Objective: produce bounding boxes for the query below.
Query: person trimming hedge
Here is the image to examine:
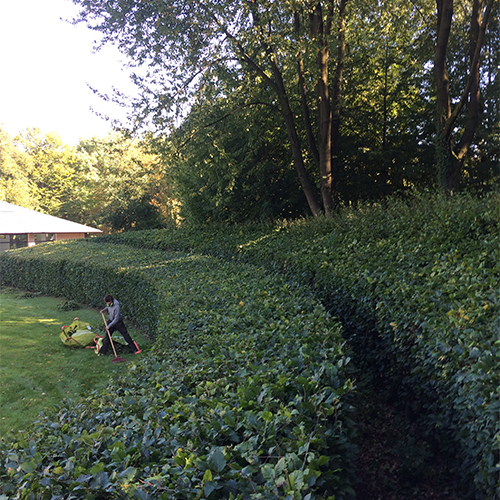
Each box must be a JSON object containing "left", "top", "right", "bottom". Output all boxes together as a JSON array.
[{"left": 100, "top": 294, "right": 141, "bottom": 355}]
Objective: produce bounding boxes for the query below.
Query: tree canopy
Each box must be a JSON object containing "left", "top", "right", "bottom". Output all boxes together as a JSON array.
[
  {"left": 4, "top": 1, "right": 488, "bottom": 223},
  {"left": 1, "top": 127, "right": 178, "bottom": 231},
  {"left": 0, "top": 128, "right": 38, "bottom": 210},
  {"left": 69, "top": 0, "right": 498, "bottom": 220}
]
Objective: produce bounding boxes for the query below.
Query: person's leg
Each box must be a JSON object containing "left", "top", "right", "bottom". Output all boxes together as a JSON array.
[
  {"left": 115, "top": 320, "right": 139, "bottom": 353},
  {"left": 100, "top": 325, "right": 115, "bottom": 355}
]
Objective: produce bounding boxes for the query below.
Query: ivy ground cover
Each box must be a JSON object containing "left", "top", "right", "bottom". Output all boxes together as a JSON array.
[{"left": 0, "top": 243, "right": 356, "bottom": 499}]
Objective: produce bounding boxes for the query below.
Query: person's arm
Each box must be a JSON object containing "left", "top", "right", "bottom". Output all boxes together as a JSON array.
[{"left": 106, "top": 303, "right": 120, "bottom": 329}]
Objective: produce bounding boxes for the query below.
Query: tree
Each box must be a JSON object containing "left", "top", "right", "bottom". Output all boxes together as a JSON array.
[
  {"left": 73, "top": 0, "right": 499, "bottom": 215},
  {"left": 3, "top": 127, "right": 174, "bottom": 231},
  {"left": 434, "top": 0, "right": 497, "bottom": 191},
  {"left": 165, "top": 87, "right": 308, "bottom": 222},
  {"left": 337, "top": 0, "right": 441, "bottom": 202},
  {"left": 77, "top": 132, "right": 176, "bottom": 231},
  {"left": 14, "top": 128, "right": 83, "bottom": 216},
  {"left": 72, "top": 0, "right": 349, "bottom": 217},
  {"left": 0, "top": 128, "right": 38, "bottom": 209},
  {"left": 466, "top": 8, "right": 500, "bottom": 190}
]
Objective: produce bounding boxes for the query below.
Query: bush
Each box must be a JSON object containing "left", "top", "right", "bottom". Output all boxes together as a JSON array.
[
  {"left": 57, "top": 299, "right": 81, "bottom": 311},
  {"left": 1, "top": 191, "right": 498, "bottom": 499},
  {"left": 0, "top": 241, "right": 356, "bottom": 499},
  {"left": 87, "top": 191, "right": 500, "bottom": 498}
]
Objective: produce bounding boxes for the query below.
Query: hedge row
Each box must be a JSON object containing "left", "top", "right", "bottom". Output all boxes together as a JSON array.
[
  {"left": 0, "top": 242, "right": 165, "bottom": 335},
  {"left": 91, "top": 192, "right": 500, "bottom": 499},
  {"left": 0, "top": 243, "right": 356, "bottom": 499}
]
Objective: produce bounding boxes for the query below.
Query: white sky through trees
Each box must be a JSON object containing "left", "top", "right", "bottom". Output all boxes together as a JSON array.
[{"left": 0, "top": 0, "right": 135, "bottom": 145}]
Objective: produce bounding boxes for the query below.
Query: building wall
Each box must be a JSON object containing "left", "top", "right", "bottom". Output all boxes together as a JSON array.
[{"left": 54, "top": 233, "right": 85, "bottom": 241}]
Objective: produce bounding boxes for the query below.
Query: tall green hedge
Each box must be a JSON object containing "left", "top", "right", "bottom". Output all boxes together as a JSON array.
[
  {"left": 88, "top": 191, "right": 500, "bottom": 499},
  {"left": 0, "top": 242, "right": 356, "bottom": 499},
  {"left": 0, "top": 242, "right": 163, "bottom": 335},
  {"left": 1, "top": 191, "right": 498, "bottom": 498}
]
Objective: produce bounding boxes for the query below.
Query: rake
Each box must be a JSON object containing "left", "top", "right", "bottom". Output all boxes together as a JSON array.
[{"left": 100, "top": 311, "right": 127, "bottom": 363}]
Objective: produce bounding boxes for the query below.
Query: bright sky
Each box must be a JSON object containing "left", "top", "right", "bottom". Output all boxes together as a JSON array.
[{"left": 0, "top": 0, "right": 136, "bottom": 145}]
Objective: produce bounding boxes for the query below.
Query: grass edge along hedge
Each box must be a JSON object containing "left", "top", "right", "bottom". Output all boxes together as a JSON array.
[
  {"left": 90, "top": 191, "right": 500, "bottom": 499},
  {"left": 0, "top": 243, "right": 357, "bottom": 499}
]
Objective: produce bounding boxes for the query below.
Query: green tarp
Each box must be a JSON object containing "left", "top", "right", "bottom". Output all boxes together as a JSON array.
[
  {"left": 60, "top": 319, "right": 129, "bottom": 354},
  {"left": 60, "top": 319, "right": 96, "bottom": 347}
]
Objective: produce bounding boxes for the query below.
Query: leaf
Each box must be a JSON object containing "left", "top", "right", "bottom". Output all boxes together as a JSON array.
[
  {"left": 119, "top": 467, "right": 137, "bottom": 482},
  {"left": 204, "top": 481, "right": 216, "bottom": 497},
  {"left": 20, "top": 462, "right": 35, "bottom": 474},
  {"left": 275, "top": 457, "right": 286, "bottom": 476},
  {"left": 260, "top": 410, "right": 273, "bottom": 422},
  {"left": 53, "top": 466, "right": 65, "bottom": 476},
  {"left": 288, "top": 470, "right": 305, "bottom": 491},
  {"left": 90, "top": 462, "right": 105, "bottom": 475},
  {"left": 208, "top": 447, "right": 226, "bottom": 473}
]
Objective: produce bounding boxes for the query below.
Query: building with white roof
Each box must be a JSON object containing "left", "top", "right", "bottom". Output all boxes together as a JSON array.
[{"left": 0, "top": 201, "right": 102, "bottom": 251}]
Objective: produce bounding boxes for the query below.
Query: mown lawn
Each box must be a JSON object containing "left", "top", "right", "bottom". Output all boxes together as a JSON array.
[{"left": 0, "top": 287, "right": 150, "bottom": 437}]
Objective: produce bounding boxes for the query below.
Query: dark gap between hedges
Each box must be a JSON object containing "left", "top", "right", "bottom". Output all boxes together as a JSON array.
[{"left": 321, "top": 293, "right": 467, "bottom": 500}]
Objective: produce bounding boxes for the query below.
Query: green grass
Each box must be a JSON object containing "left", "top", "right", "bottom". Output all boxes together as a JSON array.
[{"left": 0, "top": 287, "right": 151, "bottom": 437}]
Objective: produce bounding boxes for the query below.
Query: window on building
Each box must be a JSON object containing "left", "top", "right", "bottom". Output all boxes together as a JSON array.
[
  {"left": 10, "top": 234, "right": 28, "bottom": 249},
  {"left": 34, "top": 234, "right": 55, "bottom": 243}
]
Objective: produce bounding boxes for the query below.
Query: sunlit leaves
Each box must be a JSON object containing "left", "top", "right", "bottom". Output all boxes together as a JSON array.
[
  {"left": 10, "top": 127, "right": 84, "bottom": 215},
  {"left": 76, "top": 131, "right": 177, "bottom": 230},
  {"left": 0, "top": 127, "right": 38, "bottom": 209}
]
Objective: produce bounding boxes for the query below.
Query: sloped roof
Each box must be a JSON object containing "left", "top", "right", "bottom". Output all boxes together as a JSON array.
[{"left": 0, "top": 201, "right": 102, "bottom": 234}]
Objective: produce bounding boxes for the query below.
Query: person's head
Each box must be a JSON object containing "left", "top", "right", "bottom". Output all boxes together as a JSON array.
[{"left": 104, "top": 294, "right": 114, "bottom": 306}]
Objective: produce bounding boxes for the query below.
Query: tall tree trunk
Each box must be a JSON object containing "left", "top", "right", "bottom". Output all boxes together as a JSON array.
[
  {"left": 434, "top": 0, "right": 454, "bottom": 190},
  {"left": 296, "top": 11, "right": 320, "bottom": 168},
  {"left": 331, "top": 0, "right": 347, "bottom": 204},
  {"left": 434, "top": 0, "right": 495, "bottom": 191},
  {"left": 269, "top": 56, "right": 323, "bottom": 217},
  {"left": 311, "top": 1, "right": 337, "bottom": 215},
  {"left": 315, "top": 3, "right": 334, "bottom": 216},
  {"left": 454, "top": 0, "right": 484, "bottom": 162},
  {"left": 221, "top": 22, "right": 323, "bottom": 217},
  {"left": 298, "top": 56, "right": 320, "bottom": 168}
]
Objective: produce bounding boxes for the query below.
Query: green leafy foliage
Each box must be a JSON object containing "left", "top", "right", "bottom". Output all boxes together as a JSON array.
[
  {"left": 77, "top": 132, "right": 178, "bottom": 231},
  {"left": 165, "top": 92, "right": 306, "bottom": 223},
  {"left": 1, "top": 191, "right": 498, "bottom": 498},
  {"left": 70, "top": 0, "right": 499, "bottom": 214},
  {"left": 0, "top": 239, "right": 356, "bottom": 498},
  {"left": 0, "top": 128, "right": 38, "bottom": 209},
  {"left": 0, "top": 129, "right": 180, "bottom": 231},
  {"left": 85, "top": 191, "right": 499, "bottom": 498},
  {"left": 57, "top": 299, "right": 81, "bottom": 311}
]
